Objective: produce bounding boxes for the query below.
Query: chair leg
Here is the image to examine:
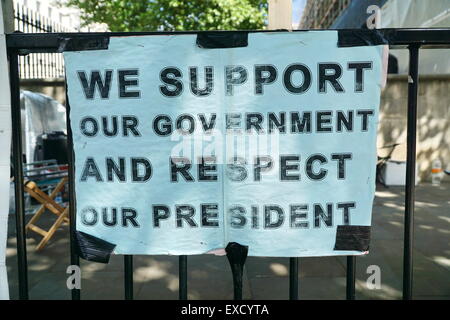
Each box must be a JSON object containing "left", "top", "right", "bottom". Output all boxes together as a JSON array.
[
  {"left": 24, "top": 177, "right": 70, "bottom": 250},
  {"left": 25, "top": 177, "right": 69, "bottom": 230},
  {"left": 25, "top": 177, "right": 67, "bottom": 214},
  {"left": 36, "top": 207, "right": 69, "bottom": 251},
  {"left": 26, "top": 204, "right": 46, "bottom": 231},
  {"left": 31, "top": 186, "right": 66, "bottom": 213}
]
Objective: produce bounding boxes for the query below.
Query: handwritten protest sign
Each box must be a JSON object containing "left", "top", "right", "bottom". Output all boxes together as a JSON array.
[{"left": 64, "top": 31, "right": 384, "bottom": 257}]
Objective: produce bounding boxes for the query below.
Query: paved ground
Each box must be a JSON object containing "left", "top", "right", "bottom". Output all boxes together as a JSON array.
[{"left": 5, "top": 183, "right": 450, "bottom": 300}]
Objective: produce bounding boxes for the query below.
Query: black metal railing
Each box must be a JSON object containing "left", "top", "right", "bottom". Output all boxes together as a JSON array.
[
  {"left": 5, "top": 28, "right": 450, "bottom": 301},
  {"left": 13, "top": 4, "right": 69, "bottom": 79}
]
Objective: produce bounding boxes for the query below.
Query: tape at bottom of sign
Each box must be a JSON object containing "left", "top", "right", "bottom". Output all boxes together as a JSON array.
[
  {"left": 334, "top": 225, "right": 371, "bottom": 252},
  {"left": 225, "top": 242, "right": 249, "bottom": 264},
  {"left": 75, "top": 231, "right": 116, "bottom": 264}
]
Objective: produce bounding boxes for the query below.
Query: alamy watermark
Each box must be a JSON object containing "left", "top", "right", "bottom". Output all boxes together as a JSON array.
[
  {"left": 66, "top": 265, "right": 81, "bottom": 290},
  {"left": 366, "top": 264, "right": 381, "bottom": 290},
  {"left": 366, "top": 5, "right": 381, "bottom": 29}
]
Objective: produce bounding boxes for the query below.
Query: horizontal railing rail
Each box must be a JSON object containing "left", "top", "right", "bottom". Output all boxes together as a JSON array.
[{"left": 7, "top": 29, "right": 450, "bottom": 52}]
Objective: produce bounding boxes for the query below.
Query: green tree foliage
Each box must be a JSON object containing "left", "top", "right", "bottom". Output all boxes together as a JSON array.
[{"left": 65, "top": 0, "right": 268, "bottom": 32}]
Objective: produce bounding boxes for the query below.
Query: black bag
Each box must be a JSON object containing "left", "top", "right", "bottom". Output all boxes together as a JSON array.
[{"left": 34, "top": 131, "right": 68, "bottom": 164}]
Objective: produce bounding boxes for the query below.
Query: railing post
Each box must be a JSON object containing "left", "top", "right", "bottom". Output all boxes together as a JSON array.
[
  {"left": 346, "top": 256, "right": 356, "bottom": 300},
  {"left": 226, "top": 242, "right": 248, "bottom": 300},
  {"left": 9, "top": 48, "right": 29, "bottom": 300},
  {"left": 124, "top": 255, "right": 133, "bottom": 300},
  {"left": 179, "top": 255, "right": 188, "bottom": 300},
  {"left": 65, "top": 91, "right": 80, "bottom": 300},
  {"left": 403, "top": 44, "right": 420, "bottom": 300},
  {"left": 289, "top": 257, "right": 299, "bottom": 300}
]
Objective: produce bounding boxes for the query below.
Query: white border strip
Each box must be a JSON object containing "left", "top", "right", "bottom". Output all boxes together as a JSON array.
[{"left": 0, "top": 4, "right": 11, "bottom": 300}]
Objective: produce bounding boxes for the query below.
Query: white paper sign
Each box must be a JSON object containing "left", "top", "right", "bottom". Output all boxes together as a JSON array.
[{"left": 64, "top": 31, "right": 384, "bottom": 257}]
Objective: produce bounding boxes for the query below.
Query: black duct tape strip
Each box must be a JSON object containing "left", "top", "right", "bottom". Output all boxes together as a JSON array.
[
  {"left": 58, "top": 36, "right": 109, "bottom": 52},
  {"left": 338, "top": 29, "right": 388, "bottom": 47},
  {"left": 196, "top": 32, "right": 248, "bottom": 49},
  {"left": 334, "top": 225, "right": 371, "bottom": 251},
  {"left": 75, "top": 231, "right": 116, "bottom": 263},
  {"left": 225, "top": 242, "right": 249, "bottom": 263}
]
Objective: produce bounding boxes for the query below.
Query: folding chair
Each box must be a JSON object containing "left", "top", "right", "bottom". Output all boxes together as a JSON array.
[{"left": 23, "top": 161, "right": 69, "bottom": 250}]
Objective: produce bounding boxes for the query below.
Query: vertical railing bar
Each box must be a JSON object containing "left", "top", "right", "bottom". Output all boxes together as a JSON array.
[
  {"left": 289, "top": 257, "right": 299, "bottom": 300},
  {"left": 226, "top": 243, "right": 248, "bottom": 300},
  {"left": 35, "top": 11, "right": 39, "bottom": 78},
  {"left": 9, "top": 49, "right": 29, "bottom": 300},
  {"left": 56, "top": 53, "right": 59, "bottom": 78},
  {"left": 25, "top": 55, "right": 27, "bottom": 78},
  {"left": 179, "top": 255, "right": 188, "bottom": 300},
  {"left": 29, "top": 9, "right": 34, "bottom": 79},
  {"left": 59, "top": 53, "right": 63, "bottom": 77},
  {"left": 41, "top": 17, "right": 44, "bottom": 79},
  {"left": 16, "top": 4, "right": 22, "bottom": 80},
  {"left": 21, "top": 5, "right": 23, "bottom": 27},
  {"left": 15, "top": 3, "right": 19, "bottom": 30},
  {"left": 23, "top": 7, "right": 28, "bottom": 79},
  {"left": 33, "top": 10, "right": 37, "bottom": 78},
  {"left": 22, "top": 6, "right": 26, "bottom": 32},
  {"left": 65, "top": 86, "right": 81, "bottom": 300},
  {"left": 47, "top": 17, "right": 51, "bottom": 78},
  {"left": 346, "top": 256, "right": 356, "bottom": 300},
  {"left": 49, "top": 19, "right": 53, "bottom": 78},
  {"left": 30, "top": 9, "right": 34, "bottom": 79},
  {"left": 124, "top": 255, "right": 134, "bottom": 300},
  {"left": 403, "top": 44, "right": 420, "bottom": 300}
]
